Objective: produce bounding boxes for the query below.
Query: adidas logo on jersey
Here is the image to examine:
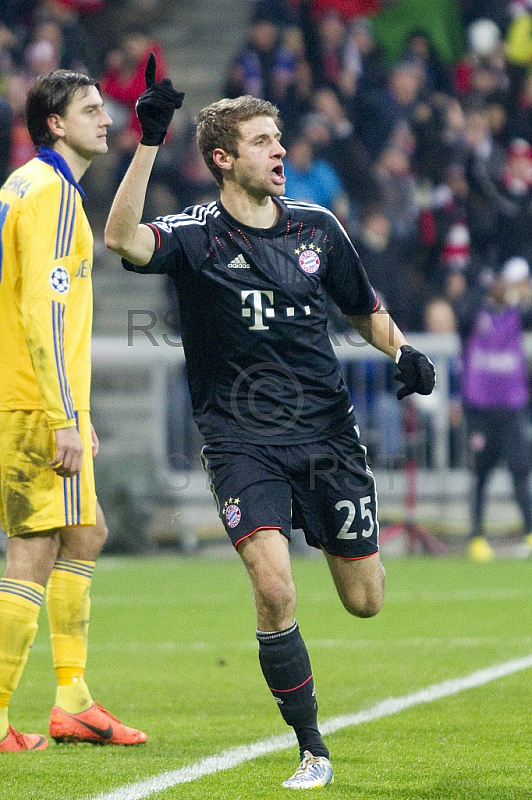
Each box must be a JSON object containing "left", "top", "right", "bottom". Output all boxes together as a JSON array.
[{"left": 227, "top": 254, "right": 250, "bottom": 269}]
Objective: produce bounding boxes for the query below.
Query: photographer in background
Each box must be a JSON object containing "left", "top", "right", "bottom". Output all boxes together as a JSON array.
[{"left": 454, "top": 257, "right": 532, "bottom": 560}]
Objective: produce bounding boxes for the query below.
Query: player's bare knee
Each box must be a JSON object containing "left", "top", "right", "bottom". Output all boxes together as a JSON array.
[
  {"left": 85, "top": 517, "right": 108, "bottom": 558},
  {"left": 342, "top": 597, "right": 382, "bottom": 618},
  {"left": 88, "top": 504, "right": 109, "bottom": 554},
  {"left": 341, "top": 586, "right": 383, "bottom": 618},
  {"left": 59, "top": 514, "right": 108, "bottom": 561},
  {"left": 259, "top": 581, "right": 295, "bottom": 617},
  {"left": 4, "top": 532, "right": 60, "bottom": 585},
  {"left": 255, "top": 576, "right": 296, "bottom": 627},
  {"left": 96, "top": 517, "right": 109, "bottom": 546}
]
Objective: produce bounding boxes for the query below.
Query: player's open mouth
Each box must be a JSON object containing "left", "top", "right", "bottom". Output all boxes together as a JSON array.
[{"left": 271, "top": 164, "right": 285, "bottom": 185}]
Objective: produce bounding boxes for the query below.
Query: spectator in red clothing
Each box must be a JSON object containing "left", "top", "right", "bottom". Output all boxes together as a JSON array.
[
  {"left": 310, "top": 0, "right": 397, "bottom": 20},
  {"left": 100, "top": 29, "right": 167, "bottom": 184},
  {"left": 40, "top": 0, "right": 105, "bottom": 12}
]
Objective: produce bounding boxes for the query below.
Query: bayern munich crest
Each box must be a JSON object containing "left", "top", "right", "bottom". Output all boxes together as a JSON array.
[
  {"left": 50, "top": 266, "right": 70, "bottom": 294},
  {"left": 223, "top": 499, "right": 241, "bottom": 529},
  {"left": 295, "top": 244, "right": 321, "bottom": 274}
]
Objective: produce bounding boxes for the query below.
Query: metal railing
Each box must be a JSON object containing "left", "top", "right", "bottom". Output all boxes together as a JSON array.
[
  {"left": 91, "top": 330, "right": 459, "bottom": 466},
  {"left": 90, "top": 331, "right": 532, "bottom": 545}
]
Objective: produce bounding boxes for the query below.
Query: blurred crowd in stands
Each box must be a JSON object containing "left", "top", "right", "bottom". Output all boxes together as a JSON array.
[
  {"left": 221, "top": 0, "right": 532, "bottom": 339},
  {"left": 2, "top": 0, "right": 532, "bottom": 341}
]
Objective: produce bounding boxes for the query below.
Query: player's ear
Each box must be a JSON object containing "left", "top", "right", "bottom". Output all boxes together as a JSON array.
[
  {"left": 47, "top": 113, "right": 65, "bottom": 139},
  {"left": 212, "top": 147, "right": 233, "bottom": 173}
]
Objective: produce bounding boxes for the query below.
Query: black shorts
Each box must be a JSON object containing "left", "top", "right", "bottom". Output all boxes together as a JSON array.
[{"left": 201, "top": 427, "right": 379, "bottom": 559}]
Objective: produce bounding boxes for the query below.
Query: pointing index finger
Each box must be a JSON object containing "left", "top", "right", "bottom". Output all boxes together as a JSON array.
[{"left": 145, "top": 51, "right": 156, "bottom": 88}]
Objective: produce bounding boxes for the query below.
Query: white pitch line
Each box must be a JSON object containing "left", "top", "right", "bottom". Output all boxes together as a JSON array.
[
  {"left": 90, "top": 654, "right": 532, "bottom": 800},
  {"left": 32, "top": 634, "right": 532, "bottom": 655}
]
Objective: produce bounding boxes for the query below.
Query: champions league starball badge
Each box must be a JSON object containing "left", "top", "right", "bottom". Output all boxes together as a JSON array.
[
  {"left": 50, "top": 266, "right": 70, "bottom": 294},
  {"left": 223, "top": 498, "right": 241, "bottom": 528}
]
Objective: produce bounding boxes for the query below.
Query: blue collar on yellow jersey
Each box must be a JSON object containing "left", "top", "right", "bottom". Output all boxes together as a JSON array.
[{"left": 36, "top": 146, "right": 87, "bottom": 201}]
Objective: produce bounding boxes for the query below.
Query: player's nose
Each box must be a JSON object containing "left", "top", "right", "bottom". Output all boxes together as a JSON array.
[{"left": 274, "top": 141, "right": 286, "bottom": 158}]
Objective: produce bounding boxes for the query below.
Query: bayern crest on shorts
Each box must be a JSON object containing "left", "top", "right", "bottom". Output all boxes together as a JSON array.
[
  {"left": 225, "top": 503, "right": 241, "bottom": 528},
  {"left": 299, "top": 249, "right": 320, "bottom": 274}
]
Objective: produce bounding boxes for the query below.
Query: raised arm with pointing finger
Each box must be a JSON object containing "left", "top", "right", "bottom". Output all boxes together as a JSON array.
[{"left": 105, "top": 53, "right": 184, "bottom": 263}]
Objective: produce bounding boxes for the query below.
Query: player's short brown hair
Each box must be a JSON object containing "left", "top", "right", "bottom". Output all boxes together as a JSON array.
[
  {"left": 26, "top": 69, "right": 98, "bottom": 147},
  {"left": 196, "top": 95, "right": 280, "bottom": 187}
]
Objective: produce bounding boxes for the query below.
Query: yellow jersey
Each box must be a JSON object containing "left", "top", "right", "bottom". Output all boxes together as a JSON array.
[{"left": 0, "top": 153, "right": 93, "bottom": 429}]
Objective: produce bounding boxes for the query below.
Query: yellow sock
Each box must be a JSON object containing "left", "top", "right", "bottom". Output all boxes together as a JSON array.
[
  {"left": 0, "top": 578, "right": 44, "bottom": 738},
  {"left": 46, "top": 559, "right": 95, "bottom": 714},
  {"left": 0, "top": 708, "right": 7, "bottom": 741}
]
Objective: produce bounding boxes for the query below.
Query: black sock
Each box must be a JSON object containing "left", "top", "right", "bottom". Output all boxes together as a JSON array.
[{"left": 256, "top": 621, "right": 329, "bottom": 759}]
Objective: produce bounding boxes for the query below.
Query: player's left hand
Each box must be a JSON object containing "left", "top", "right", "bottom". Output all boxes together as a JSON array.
[
  {"left": 394, "top": 345, "right": 436, "bottom": 400},
  {"left": 136, "top": 52, "right": 185, "bottom": 146},
  {"left": 50, "top": 426, "right": 84, "bottom": 477}
]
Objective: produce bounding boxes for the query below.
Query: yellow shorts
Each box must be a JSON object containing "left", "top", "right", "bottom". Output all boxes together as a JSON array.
[{"left": 0, "top": 410, "right": 97, "bottom": 537}]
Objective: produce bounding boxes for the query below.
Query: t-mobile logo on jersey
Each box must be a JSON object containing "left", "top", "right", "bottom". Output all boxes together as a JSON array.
[
  {"left": 241, "top": 289, "right": 311, "bottom": 330},
  {"left": 241, "top": 290, "right": 274, "bottom": 330}
]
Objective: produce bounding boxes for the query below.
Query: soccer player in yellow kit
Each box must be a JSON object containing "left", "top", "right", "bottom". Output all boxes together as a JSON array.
[{"left": 0, "top": 70, "right": 147, "bottom": 750}]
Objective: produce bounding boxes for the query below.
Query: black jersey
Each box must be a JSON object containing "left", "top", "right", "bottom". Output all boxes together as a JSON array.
[{"left": 123, "top": 196, "right": 380, "bottom": 445}]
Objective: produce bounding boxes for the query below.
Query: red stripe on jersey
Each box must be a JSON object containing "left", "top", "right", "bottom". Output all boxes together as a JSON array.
[{"left": 146, "top": 222, "right": 161, "bottom": 249}]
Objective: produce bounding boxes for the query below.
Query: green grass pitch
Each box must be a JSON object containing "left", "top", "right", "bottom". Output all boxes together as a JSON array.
[{"left": 0, "top": 553, "right": 531, "bottom": 799}]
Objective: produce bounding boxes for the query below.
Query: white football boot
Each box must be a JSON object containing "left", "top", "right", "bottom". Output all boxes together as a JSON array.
[{"left": 282, "top": 750, "right": 334, "bottom": 789}]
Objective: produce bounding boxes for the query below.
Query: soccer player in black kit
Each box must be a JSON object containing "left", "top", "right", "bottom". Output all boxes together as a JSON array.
[{"left": 105, "top": 54, "right": 435, "bottom": 789}]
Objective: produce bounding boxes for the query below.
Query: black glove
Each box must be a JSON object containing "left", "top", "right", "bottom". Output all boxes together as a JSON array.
[
  {"left": 136, "top": 52, "right": 184, "bottom": 146},
  {"left": 394, "top": 345, "right": 436, "bottom": 400}
]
